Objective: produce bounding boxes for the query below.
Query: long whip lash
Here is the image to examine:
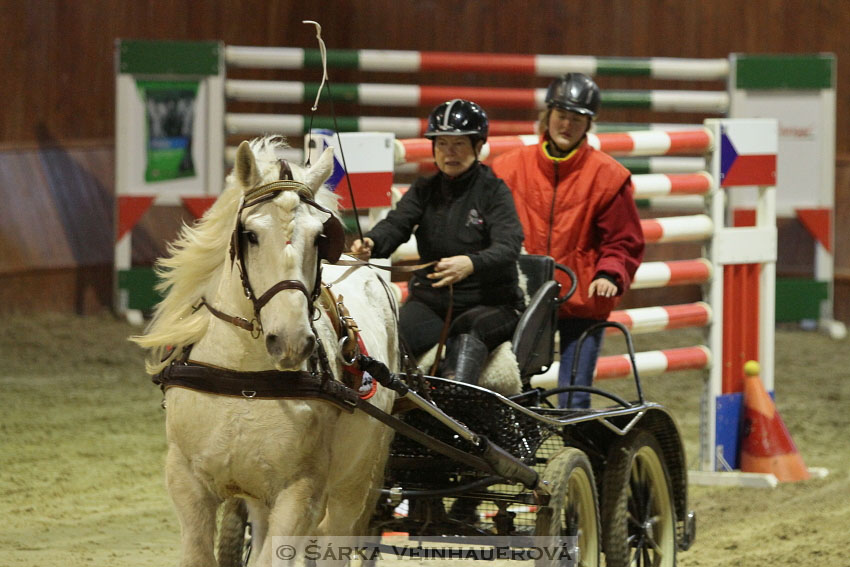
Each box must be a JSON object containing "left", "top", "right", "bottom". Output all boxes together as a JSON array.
[{"left": 302, "top": 20, "right": 365, "bottom": 244}]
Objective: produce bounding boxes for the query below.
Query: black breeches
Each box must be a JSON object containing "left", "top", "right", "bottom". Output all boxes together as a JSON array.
[{"left": 399, "top": 300, "right": 520, "bottom": 358}]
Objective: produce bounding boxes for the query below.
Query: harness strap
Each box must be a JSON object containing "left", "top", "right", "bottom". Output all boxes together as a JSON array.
[
  {"left": 253, "top": 280, "right": 312, "bottom": 312},
  {"left": 154, "top": 361, "right": 359, "bottom": 412},
  {"left": 196, "top": 298, "right": 256, "bottom": 333}
]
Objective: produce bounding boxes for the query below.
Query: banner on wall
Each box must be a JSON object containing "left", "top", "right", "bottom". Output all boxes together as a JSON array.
[
  {"left": 728, "top": 54, "right": 835, "bottom": 214},
  {"left": 136, "top": 80, "right": 199, "bottom": 182}
]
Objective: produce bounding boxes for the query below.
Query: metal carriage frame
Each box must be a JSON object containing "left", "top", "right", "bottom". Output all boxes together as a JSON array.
[{"left": 370, "top": 255, "right": 696, "bottom": 566}]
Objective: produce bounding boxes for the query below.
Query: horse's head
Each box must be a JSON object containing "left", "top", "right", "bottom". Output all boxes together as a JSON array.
[{"left": 231, "top": 140, "right": 339, "bottom": 369}]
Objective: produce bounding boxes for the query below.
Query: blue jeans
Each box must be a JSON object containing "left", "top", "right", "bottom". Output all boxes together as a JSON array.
[{"left": 557, "top": 318, "right": 605, "bottom": 409}]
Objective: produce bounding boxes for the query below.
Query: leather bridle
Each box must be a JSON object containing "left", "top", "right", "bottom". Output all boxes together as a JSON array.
[{"left": 199, "top": 160, "right": 345, "bottom": 338}]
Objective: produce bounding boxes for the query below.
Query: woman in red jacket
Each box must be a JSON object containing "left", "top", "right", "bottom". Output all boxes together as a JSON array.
[{"left": 492, "top": 73, "right": 645, "bottom": 408}]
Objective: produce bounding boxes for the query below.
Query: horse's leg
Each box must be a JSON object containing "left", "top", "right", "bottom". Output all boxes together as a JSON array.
[
  {"left": 321, "top": 411, "right": 394, "bottom": 537},
  {"left": 166, "top": 443, "right": 219, "bottom": 567},
  {"left": 254, "top": 478, "right": 327, "bottom": 566},
  {"left": 321, "top": 465, "right": 379, "bottom": 536}
]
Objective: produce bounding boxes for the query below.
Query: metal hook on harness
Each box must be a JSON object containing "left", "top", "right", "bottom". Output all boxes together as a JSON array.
[
  {"left": 250, "top": 319, "right": 263, "bottom": 339},
  {"left": 337, "top": 336, "right": 358, "bottom": 365}
]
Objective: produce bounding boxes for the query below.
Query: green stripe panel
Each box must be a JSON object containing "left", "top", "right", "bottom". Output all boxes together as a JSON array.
[
  {"left": 118, "top": 39, "right": 220, "bottom": 75},
  {"left": 775, "top": 278, "right": 828, "bottom": 321},
  {"left": 304, "top": 48, "right": 360, "bottom": 69},
  {"left": 735, "top": 54, "right": 834, "bottom": 89},
  {"left": 601, "top": 91, "right": 653, "bottom": 108},
  {"left": 594, "top": 123, "right": 654, "bottom": 133},
  {"left": 616, "top": 158, "right": 652, "bottom": 174},
  {"left": 303, "top": 116, "right": 360, "bottom": 133},
  {"left": 596, "top": 58, "right": 652, "bottom": 77},
  {"left": 302, "top": 83, "right": 360, "bottom": 104},
  {"left": 118, "top": 267, "right": 162, "bottom": 311}
]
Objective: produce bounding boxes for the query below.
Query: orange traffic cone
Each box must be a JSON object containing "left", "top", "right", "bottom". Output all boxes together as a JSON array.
[{"left": 739, "top": 360, "right": 810, "bottom": 482}]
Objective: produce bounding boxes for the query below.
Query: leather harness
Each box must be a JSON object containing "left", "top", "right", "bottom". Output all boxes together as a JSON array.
[
  {"left": 154, "top": 160, "right": 367, "bottom": 410},
  {"left": 155, "top": 282, "right": 376, "bottom": 411}
]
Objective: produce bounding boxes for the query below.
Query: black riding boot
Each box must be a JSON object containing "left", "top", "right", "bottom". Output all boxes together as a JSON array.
[{"left": 441, "top": 334, "right": 489, "bottom": 385}]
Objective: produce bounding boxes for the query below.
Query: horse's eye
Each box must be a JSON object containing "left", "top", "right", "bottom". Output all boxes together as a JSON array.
[{"left": 243, "top": 230, "right": 259, "bottom": 245}]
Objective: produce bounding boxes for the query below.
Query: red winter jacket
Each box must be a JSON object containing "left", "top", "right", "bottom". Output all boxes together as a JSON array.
[{"left": 492, "top": 139, "right": 644, "bottom": 320}]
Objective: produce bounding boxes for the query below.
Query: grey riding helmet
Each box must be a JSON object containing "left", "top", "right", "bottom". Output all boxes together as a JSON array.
[
  {"left": 424, "top": 99, "right": 489, "bottom": 144},
  {"left": 545, "top": 73, "right": 601, "bottom": 117}
]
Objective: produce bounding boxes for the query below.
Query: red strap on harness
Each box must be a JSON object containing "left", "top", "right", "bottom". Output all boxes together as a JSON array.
[{"left": 343, "top": 335, "right": 378, "bottom": 400}]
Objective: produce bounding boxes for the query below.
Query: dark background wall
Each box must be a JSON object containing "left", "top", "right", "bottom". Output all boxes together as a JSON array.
[
  {"left": 1, "top": 0, "right": 849, "bottom": 319},
  {"left": 4, "top": 0, "right": 850, "bottom": 149}
]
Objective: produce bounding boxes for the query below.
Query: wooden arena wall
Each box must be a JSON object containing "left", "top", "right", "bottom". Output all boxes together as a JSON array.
[{"left": 1, "top": 0, "right": 849, "bottom": 318}]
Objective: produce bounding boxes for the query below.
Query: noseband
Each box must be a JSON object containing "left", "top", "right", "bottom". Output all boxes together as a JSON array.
[{"left": 200, "top": 160, "right": 345, "bottom": 338}]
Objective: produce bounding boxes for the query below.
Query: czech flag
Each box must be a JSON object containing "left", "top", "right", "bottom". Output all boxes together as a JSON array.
[{"left": 719, "top": 120, "right": 777, "bottom": 187}]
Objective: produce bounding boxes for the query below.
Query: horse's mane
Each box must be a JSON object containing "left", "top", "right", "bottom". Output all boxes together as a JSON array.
[{"left": 131, "top": 136, "right": 340, "bottom": 374}]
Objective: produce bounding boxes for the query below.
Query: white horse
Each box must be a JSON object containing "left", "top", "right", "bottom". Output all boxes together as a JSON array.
[{"left": 132, "top": 136, "right": 398, "bottom": 566}]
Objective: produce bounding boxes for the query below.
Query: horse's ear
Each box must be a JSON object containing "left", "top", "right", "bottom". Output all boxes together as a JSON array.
[
  {"left": 235, "top": 141, "right": 261, "bottom": 190},
  {"left": 303, "top": 147, "right": 335, "bottom": 195}
]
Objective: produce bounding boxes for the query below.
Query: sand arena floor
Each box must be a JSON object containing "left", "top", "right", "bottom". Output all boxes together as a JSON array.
[{"left": 1, "top": 313, "right": 848, "bottom": 566}]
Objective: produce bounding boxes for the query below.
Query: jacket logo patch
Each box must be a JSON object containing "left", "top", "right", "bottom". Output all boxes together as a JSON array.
[{"left": 466, "top": 208, "right": 483, "bottom": 227}]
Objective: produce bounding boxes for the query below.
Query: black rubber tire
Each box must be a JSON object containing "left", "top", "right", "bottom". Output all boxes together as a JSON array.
[
  {"left": 535, "top": 447, "right": 601, "bottom": 567},
  {"left": 601, "top": 430, "right": 677, "bottom": 567},
  {"left": 217, "top": 498, "right": 250, "bottom": 567}
]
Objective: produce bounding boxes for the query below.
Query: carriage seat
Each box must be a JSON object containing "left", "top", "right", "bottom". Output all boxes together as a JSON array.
[{"left": 511, "top": 254, "right": 562, "bottom": 388}]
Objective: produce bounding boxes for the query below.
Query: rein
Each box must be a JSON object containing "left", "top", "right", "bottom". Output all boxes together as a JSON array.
[
  {"left": 335, "top": 257, "right": 455, "bottom": 377},
  {"left": 334, "top": 257, "right": 437, "bottom": 272}
]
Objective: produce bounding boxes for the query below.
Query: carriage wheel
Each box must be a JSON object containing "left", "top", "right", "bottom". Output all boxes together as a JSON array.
[
  {"left": 601, "top": 430, "right": 677, "bottom": 567},
  {"left": 217, "top": 498, "right": 251, "bottom": 567},
  {"left": 535, "top": 447, "right": 601, "bottom": 567}
]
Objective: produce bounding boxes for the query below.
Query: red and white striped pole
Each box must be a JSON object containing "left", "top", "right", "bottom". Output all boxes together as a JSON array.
[
  {"left": 640, "top": 215, "right": 713, "bottom": 243},
  {"left": 394, "top": 129, "right": 713, "bottom": 164},
  {"left": 528, "top": 345, "right": 712, "bottom": 389},
  {"left": 608, "top": 302, "right": 712, "bottom": 334},
  {"left": 595, "top": 346, "right": 712, "bottom": 380},
  {"left": 631, "top": 259, "right": 713, "bottom": 289}
]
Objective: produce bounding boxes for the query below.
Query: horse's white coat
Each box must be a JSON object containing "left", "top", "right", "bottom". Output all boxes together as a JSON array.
[{"left": 132, "top": 137, "right": 397, "bottom": 566}]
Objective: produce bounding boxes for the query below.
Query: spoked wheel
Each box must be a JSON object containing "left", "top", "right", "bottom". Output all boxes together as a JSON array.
[
  {"left": 217, "top": 497, "right": 251, "bottom": 567},
  {"left": 535, "top": 447, "right": 601, "bottom": 567},
  {"left": 601, "top": 430, "right": 677, "bottom": 567}
]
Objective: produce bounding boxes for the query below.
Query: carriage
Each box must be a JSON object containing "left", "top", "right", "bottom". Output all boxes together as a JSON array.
[
  {"left": 135, "top": 137, "right": 695, "bottom": 567},
  {"left": 367, "top": 255, "right": 696, "bottom": 567}
]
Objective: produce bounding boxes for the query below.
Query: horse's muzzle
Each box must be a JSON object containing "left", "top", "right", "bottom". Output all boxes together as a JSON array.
[{"left": 266, "top": 331, "right": 317, "bottom": 369}]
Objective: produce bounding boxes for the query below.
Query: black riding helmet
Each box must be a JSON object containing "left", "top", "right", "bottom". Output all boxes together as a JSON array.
[
  {"left": 424, "top": 99, "right": 489, "bottom": 145},
  {"left": 545, "top": 73, "right": 601, "bottom": 117}
]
